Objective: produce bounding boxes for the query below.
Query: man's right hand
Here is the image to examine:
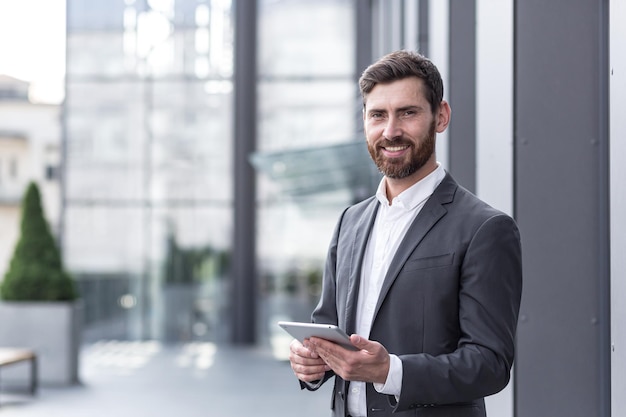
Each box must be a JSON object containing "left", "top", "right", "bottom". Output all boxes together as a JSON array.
[{"left": 288, "top": 339, "right": 331, "bottom": 382}]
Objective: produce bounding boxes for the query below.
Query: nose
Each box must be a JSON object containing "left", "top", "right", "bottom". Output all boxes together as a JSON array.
[{"left": 382, "top": 115, "right": 402, "bottom": 140}]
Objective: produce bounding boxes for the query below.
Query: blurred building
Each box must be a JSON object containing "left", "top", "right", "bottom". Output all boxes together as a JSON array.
[
  {"left": 58, "top": 0, "right": 626, "bottom": 416},
  {"left": 0, "top": 75, "right": 62, "bottom": 278},
  {"left": 63, "top": 0, "right": 370, "bottom": 345}
]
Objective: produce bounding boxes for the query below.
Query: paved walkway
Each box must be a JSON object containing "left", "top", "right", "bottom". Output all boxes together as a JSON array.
[{"left": 0, "top": 341, "right": 332, "bottom": 417}]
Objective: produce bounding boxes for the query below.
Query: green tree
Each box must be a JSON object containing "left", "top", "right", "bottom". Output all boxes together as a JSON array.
[{"left": 0, "top": 182, "right": 77, "bottom": 301}]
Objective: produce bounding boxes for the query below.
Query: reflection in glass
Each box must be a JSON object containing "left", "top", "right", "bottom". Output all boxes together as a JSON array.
[
  {"left": 256, "top": 0, "right": 358, "bottom": 347},
  {"left": 65, "top": 0, "right": 234, "bottom": 343}
]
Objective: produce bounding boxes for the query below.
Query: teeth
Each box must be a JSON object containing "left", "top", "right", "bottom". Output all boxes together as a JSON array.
[{"left": 385, "top": 146, "right": 408, "bottom": 152}]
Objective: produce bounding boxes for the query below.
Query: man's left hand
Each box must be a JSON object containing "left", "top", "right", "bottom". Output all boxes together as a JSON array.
[{"left": 307, "top": 334, "right": 390, "bottom": 384}]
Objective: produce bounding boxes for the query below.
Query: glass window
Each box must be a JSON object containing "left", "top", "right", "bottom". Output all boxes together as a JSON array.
[
  {"left": 67, "top": 0, "right": 233, "bottom": 79},
  {"left": 67, "top": 0, "right": 127, "bottom": 31},
  {"left": 150, "top": 80, "right": 233, "bottom": 202},
  {"left": 256, "top": 0, "right": 357, "bottom": 348},
  {"left": 9, "top": 157, "right": 18, "bottom": 178},
  {"left": 152, "top": 206, "right": 232, "bottom": 343},
  {"left": 258, "top": 0, "right": 354, "bottom": 78},
  {"left": 65, "top": 81, "right": 147, "bottom": 201},
  {"left": 258, "top": 80, "right": 356, "bottom": 152},
  {"left": 65, "top": 0, "right": 234, "bottom": 343}
]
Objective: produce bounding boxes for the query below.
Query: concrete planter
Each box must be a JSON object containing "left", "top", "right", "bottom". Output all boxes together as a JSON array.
[{"left": 0, "top": 300, "right": 82, "bottom": 386}]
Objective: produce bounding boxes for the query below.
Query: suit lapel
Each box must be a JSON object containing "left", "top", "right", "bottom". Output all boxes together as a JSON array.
[
  {"left": 344, "top": 198, "right": 379, "bottom": 334},
  {"left": 373, "top": 174, "right": 457, "bottom": 319}
]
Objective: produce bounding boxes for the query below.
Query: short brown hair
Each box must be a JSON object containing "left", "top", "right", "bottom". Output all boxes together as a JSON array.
[{"left": 359, "top": 50, "right": 444, "bottom": 114}]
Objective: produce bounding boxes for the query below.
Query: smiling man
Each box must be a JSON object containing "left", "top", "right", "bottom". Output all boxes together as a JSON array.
[
  {"left": 364, "top": 75, "right": 447, "bottom": 197},
  {"left": 288, "top": 50, "right": 523, "bottom": 417}
]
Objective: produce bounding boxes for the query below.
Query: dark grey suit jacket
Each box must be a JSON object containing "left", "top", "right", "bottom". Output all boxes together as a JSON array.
[{"left": 306, "top": 173, "right": 523, "bottom": 417}]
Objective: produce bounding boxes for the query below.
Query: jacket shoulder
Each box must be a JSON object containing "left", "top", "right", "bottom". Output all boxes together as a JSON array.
[
  {"left": 345, "top": 195, "right": 377, "bottom": 215},
  {"left": 437, "top": 174, "right": 514, "bottom": 221}
]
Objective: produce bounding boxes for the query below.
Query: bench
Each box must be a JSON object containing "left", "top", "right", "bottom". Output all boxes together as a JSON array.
[{"left": 0, "top": 348, "right": 37, "bottom": 405}]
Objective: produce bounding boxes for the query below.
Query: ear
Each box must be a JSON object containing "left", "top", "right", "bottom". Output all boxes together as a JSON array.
[{"left": 435, "top": 100, "right": 451, "bottom": 133}]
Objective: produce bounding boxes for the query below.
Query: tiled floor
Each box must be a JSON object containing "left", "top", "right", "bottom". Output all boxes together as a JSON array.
[
  {"left": 0, "top": 341, "right": 332, "bottom": 417},
  {"left": 0, "top": 339, "right": 511, "bottom": 417}
]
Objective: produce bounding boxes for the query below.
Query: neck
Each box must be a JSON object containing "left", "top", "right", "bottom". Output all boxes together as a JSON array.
[{"left": 384, "top": 159, "right": 438, "bottom": 202}]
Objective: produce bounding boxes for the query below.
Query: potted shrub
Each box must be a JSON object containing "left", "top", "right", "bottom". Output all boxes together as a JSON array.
[{"left": 0, "top": 182, "right": 81, "bottom": 385}]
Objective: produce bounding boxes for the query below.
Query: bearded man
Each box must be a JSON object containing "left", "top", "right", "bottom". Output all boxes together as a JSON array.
[{"left": 287, "top": 50, "right": 523, "bottom": 417}]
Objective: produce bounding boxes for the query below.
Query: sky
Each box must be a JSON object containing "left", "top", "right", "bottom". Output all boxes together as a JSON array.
[{"left": 0, "top": 0, "right": 66, "bottom": 104}]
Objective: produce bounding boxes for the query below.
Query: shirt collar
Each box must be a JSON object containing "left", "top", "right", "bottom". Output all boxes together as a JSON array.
[{"left": 375, "top": 163, "right": 446, "bottom": 210}]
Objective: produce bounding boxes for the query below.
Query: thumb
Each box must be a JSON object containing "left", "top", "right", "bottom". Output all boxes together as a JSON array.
[{"left": 349, "top": 334, "right": 371, "bottom": 350}]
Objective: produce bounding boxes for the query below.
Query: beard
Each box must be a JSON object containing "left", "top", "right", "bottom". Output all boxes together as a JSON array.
[{"left": 367, "top": 120, "right": 437, "bottom": 179}]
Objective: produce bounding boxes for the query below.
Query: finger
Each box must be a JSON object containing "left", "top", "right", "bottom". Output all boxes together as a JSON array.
[
  {"left": 302, "top": 340, "right": 320, "bottom": 358},
  {"left": 308, "top": 339, "right": 350, "bottom": 372},
  {"left": 349, "top": 334, "right": 379, "bottom": 353},
  {"left": 291, "top": 361, "right": 329, "bottom": 376},
  {"left": 295, "top": 369, "right": 327, "bottom": 382},
  {"left": 291, "top": 361, "right": 331, "bottom": 382},
  {"left": 290, "top": 339, "right": 320, "bottom": 359},
  {"left": 290, "top": 354, "right": 327, "bottom": 367},
  {"left": 309, "top": 337, "right": 353, "bottom": 358}
]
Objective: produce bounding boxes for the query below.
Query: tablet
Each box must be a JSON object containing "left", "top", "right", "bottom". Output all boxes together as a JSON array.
[{"left": 277, "top": 321, "right": 358, "bottom": 351}]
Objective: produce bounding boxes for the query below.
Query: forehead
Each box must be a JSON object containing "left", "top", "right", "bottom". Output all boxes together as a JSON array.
[{"left": 364, "top": 77, "right": 428, "bottom": 110}]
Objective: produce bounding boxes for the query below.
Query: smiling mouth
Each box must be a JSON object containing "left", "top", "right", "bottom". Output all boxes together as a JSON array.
[
  {"left": 383, "top": 145, "right": 409, "bottom": 152},
  {"left": 381, "top": 144, "right": 410, "bottom": 158}
]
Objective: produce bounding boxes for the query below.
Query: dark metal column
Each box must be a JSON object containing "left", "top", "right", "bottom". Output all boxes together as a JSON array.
[
  {"left": 418, "top": 0, "right": 429, "bottom": 57},
  {"left": 447, "top": 0, "right": 476, "bottom": 192},
  {"left": 354, "top": 0, "right": 373, "bottom": 141},
  {"left": 232, "top": 0, "right": 257, "bottom": 345},
  {"left": 354, "top": 0, "right": 373, "bottom": 78},
  {"left": 514, "top": 1, "right": 610, "bottom": 415}
]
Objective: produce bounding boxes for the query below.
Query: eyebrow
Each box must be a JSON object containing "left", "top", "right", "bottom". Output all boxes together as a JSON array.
[
  {"left": 366, "top": 105, "right": 424, "bottom": 115},
  {"left": 396, "top": 105, "right": 422, "bottom": 113}
]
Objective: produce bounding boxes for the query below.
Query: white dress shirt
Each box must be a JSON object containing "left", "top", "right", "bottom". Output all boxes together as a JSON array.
[{"left": 347, "top": 164, "right": 445, "bottom": 417}]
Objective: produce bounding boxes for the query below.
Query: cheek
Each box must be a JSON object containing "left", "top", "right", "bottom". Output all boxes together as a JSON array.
[
  {"left": 364, "top": 122, "right": 382, "bottom": 142},
  {"left": 363, "top": 127, "right": 373, "bottom": 144}
]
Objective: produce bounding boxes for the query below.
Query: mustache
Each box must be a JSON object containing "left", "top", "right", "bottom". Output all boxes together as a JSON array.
[{"left": 378, "top": 138, "right": 412, "bottom": 148}]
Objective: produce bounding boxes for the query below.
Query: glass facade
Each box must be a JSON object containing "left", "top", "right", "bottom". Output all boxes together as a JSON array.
[
  {"left": 255, "top": 0, "right": 359, "bottom": 346},
  {"left": 65, "top": 0, "right": 234, "bottom": 343},
  {"left": 64, "top": 0, "right": 368, "bottom": 346}
]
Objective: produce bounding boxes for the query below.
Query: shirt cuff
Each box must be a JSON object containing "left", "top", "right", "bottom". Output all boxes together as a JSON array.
[
  {"left": 302, "top": 378, "right": 325, "bottom": 390},
  {"left": 373, "top": 354, "right": 402, "bottom": 397}
]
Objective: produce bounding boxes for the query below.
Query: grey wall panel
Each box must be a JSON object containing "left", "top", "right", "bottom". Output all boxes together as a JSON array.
[
  {"left": 610, "top": 1, "right": 626, "bottom": 415},
  {"left": 476, "top": 1, "right": 514, "bottom": 415},
  {"left": 514, "top": 1, "right": 610, "bottom": 416},
  {"left": 476, "top": 0, "right": 513, "bottom": 216},
  {"left": 448, "top": 0, "right": 476, "bottom": 192},
  {"left": 429, "top": 0, "right": 449, "bottom": 169}
]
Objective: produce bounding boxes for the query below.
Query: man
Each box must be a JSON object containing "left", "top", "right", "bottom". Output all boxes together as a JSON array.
[{"left": 288, "top": 50, "right": 522, "bottom": 417}]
